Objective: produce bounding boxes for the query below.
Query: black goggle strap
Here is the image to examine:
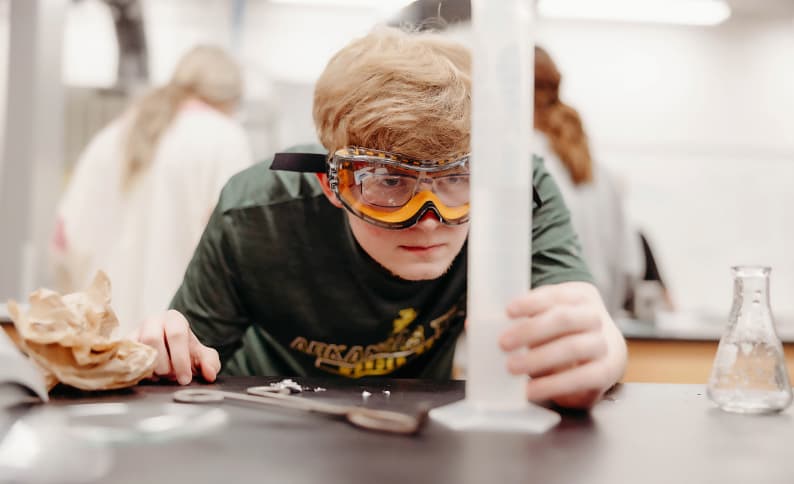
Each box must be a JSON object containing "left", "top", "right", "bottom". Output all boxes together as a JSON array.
[
  {"left": 270, "top": 152, "right": 544, "bottom": 209},
  {"left": 270, "top": 152, "right": 327, "bottom": 173}
]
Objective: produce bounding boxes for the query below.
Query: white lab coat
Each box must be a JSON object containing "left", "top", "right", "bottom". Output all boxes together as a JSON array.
[
  {"left": 533, "top": 131, "right": 642, "bottom": 315},
  {"left": 54, "top": 100, "right": 254, "bottom": 334}
]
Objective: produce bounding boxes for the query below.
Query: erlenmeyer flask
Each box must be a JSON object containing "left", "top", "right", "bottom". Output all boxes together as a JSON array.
[{"left": 707, "top": 266, "right": 792, "bottom": 413}]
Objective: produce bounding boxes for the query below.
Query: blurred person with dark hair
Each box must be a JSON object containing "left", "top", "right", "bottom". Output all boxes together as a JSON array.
[
  {"left": 533, "top": 45, "right": 642, "bottom": 316},
  {"left": 52, "top": 45, "right": 254, "bottom": 335}
]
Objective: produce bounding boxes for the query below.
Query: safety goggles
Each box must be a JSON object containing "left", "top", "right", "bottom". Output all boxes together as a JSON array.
[
  {"left": 271, "top": 146, "right": 542, "bottom": 230},
  {"left": 272, "top": 147, "right": 469, "bottom": 229},
  {"left": 330, "top": 147, "right": 472, "bottom": 229}
]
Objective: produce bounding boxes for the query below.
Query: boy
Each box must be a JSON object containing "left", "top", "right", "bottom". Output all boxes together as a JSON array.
[{"left": 133, "top": 27, "right": 626, "bottom": 410}]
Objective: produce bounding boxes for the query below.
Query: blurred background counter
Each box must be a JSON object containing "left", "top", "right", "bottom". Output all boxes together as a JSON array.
[{"left": 620, "top": 315, "right": 794, "bottom": 384}]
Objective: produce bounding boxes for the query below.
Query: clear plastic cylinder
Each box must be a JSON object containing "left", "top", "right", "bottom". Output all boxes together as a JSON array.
[{"left": 466, "top": 0, "right": 533, "bottom": 409}]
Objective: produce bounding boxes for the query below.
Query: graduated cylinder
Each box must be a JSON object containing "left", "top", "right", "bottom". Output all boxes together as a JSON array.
[{"left": 466, "top": 0, "right": 534, "bottom": 408}]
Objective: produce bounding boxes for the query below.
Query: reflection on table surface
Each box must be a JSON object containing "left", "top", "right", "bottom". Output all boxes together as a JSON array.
[{"left": 2, "top": 377, "right": 791, "bottom": 484}]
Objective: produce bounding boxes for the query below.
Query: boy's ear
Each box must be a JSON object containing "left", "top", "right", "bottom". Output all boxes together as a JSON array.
[{"left": 316, "top": 173, "right": 343, "bottom": 208}]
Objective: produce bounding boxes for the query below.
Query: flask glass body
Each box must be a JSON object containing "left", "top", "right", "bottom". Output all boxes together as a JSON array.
[{"left": 707, "top": 266, "right": 792, "bottom": 413}]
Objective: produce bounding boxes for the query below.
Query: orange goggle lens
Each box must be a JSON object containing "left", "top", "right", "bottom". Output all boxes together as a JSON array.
[{"left": 333, "top": 158, "right": 470, "bottom": 229}]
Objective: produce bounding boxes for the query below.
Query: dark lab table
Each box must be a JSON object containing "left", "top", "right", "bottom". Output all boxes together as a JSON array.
[{"left": 26, "top": 377, "right": 790, "bottom": 484}]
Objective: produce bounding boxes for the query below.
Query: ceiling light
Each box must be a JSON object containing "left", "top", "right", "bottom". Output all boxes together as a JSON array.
[{"left": 538, "top": 0, "right": 731, "bottom": 26}]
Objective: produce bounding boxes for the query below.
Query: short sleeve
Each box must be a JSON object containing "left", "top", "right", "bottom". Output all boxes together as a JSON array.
[{"left": 530, "top": 157, "right": 595, "bottom": 288}]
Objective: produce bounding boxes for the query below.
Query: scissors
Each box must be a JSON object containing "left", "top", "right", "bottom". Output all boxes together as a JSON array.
[{"left": 173, "top": 384, "right": 427, "bottom": 436}]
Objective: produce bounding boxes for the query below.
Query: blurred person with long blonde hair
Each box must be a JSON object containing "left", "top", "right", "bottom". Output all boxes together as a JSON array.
[
  {"left": 52, "top": 45, "right": 254, "bottom": 334},
  {"left": 533, "top": 45, "right": 642, "bottom": 316}
]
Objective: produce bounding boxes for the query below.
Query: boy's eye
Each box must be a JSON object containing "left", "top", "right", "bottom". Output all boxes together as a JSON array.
[
  {"left": 375, "top": 176, "right": 412, "bottom": 189},
  {"left": 436, "top": 175, "right": 469, "bottom": 186}
]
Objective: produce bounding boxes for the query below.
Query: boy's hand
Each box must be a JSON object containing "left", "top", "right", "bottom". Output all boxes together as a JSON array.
[
  {"left": 130, "top": 310, "right": 221, "bottom": 385},
  {"left": 499, "top": 281, "right": 627, "bottom": 409}
]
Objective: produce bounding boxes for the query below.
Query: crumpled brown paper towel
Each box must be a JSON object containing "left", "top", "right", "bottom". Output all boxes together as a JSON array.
[{"left": 6, "top": 271, "right": 156, "bottom": 391}]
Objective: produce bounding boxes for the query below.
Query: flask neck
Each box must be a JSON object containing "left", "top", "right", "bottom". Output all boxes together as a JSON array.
[
  {"left": 734, "top": 276, "right": 770, "bottom": 303},
  {"left": 732, "top": 266, "right": 771, "bottom": 306}
]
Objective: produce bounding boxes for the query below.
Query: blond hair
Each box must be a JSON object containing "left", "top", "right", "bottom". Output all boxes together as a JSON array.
[
  {"left": 534, "top": 45, "right": 593, "bottom": 185},
  {"left": 313, "top": 27, "right": 471, "bottom": 160},
  {"left": 121, "top": 45, "right": 243, "bottom": 190}
]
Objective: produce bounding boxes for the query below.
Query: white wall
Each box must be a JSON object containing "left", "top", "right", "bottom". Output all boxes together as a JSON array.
[
  {"left": 140, "top": 1, "right": 386, "bottom": 154},
  {"left": 537, "top": 18, "right": 794, "bottom": 156},
  {"left": 143, "top": 0, "right": 234, "bottom": 84},
  {"left": 240, "top": 2, "right": 380, "bottom": 85},
  {"left": 533, "top": 18, "right": 794, "bottom": 321},
  {"left": 238, "top": 2, "right": 386, "bottom": 150},
  {"left": 62, "top": 0, "right": 117, "bottom": 88}
]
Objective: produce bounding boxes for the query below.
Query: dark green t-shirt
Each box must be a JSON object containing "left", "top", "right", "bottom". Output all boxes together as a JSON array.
[{"left": 171, "top": 148, "right": 593, "bottom": 380}]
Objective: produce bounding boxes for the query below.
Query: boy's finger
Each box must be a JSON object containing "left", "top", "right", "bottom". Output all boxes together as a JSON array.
[
  {"left": 164, "top": 312, "right": 192, "bottom": 385},
  {"left": 197, "top": 344, "right": 221, "bottom": 382},
  {"left": 506, "top": 332, "right": 606, "bottom": 376},
  {"left": 499, "top": 305, "right": 600, "bottom": 351},
  {"left": 138, "top": 316, "right": 172, "bottom": 376},
  {"left": 525, "top": 360, "right": 609, "bottom": 403},
  {"left": 506, "top": 282, "right": 596, "bottom": 318}
]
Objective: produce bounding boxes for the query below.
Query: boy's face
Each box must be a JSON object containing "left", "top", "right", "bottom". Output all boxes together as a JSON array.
[
  {"left": 347, "top": 210, "right": 469, "bottom": 280},
  {"left": 319, "top": 174, "right": 469, "bottom": 280}
]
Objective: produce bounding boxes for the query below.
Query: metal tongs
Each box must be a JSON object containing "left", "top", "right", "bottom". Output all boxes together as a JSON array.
[{"left": 173, "top": 385, "right": 428, "bottom": 436}]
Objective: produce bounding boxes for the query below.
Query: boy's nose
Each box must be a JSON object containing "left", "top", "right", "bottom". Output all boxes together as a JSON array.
[{"left": 416, "top": 208, "right": 441, "bottom": 228}]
